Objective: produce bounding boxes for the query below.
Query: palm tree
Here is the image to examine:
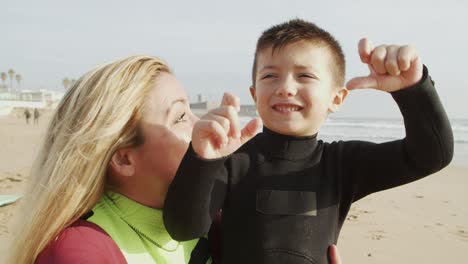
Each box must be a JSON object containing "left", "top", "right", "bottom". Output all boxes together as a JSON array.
[
  {"left": 62, "top": 78, "right": 70, "bottom": 90},
  {"left": 8, "top": 69, "right": 15, "bottom": 92},
  {"left": 15, "top": 74, "right": 22, "bottom": 90},
  {"left": 0, "top": 72, "right": 7, "bottom": 90}
]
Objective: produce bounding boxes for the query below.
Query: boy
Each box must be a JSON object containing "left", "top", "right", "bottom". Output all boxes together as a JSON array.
[{"left": 164, "top": 19, "right": 453, "bottom": 264}]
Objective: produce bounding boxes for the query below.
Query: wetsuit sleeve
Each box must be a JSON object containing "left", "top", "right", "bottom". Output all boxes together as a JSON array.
[
  {"left": 164, "top": 143, "right": 229, "bottom": 241},
  {"left": 339, "top": 66, "right": 454, "bottom": 203}
]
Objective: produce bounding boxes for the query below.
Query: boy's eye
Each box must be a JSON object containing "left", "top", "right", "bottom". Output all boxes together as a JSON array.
[
  {"left": 298, "top": 73, "right": 316, "bottom": 79},
  {"left": 261, "top": 73, "right": 276, "bottom": 80},
  {"left": 175, "top": 112, "right": 187, "bottom": 124}
]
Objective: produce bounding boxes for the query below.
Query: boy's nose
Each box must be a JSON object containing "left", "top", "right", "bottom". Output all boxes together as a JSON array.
[{"left": 276, "top": 80, "right": 297, "bottom": 97}]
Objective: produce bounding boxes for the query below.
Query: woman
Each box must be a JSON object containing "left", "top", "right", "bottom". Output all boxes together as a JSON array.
[{"left": 8, "top": 55, "right": 343, "bottom": 263}]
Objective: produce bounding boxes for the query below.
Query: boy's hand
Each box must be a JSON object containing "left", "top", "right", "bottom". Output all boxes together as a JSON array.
[
  {"left": 346, "top": 38, "right": 423, "bottom": 92},
  {"left": 192, "top": 92, "right": 262, "bottom": 160}
]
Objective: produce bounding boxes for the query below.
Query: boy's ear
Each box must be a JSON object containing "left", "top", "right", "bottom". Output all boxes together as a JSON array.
[
  {"left": 109, "top": 148, "right": 136, "bottom": 178},
  {"left": 328, "top": 87, "right": 348, "bottom": 113},
  {"left": 249, "top": 86, "right": 257, "bottom": 103}
]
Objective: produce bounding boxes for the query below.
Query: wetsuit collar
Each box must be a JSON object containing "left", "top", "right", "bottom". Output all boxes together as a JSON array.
[{"left": 259, "top": 126, "right": 319, "bottom": 160}]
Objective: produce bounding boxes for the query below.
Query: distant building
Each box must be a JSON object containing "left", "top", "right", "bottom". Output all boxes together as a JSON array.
[
  {"left": 197, "top": 94, "right": 206, "bottom": 103},
  {"left": 0, "top": 89, "right": 64, "bottom": 116},
  {"left": 190, "top": 93, "right": 257, "bottom": 117},
  {"left": 190, "top": 101, "right": 219, "bottom": 117},
  {"left": 239, "top": 104, "right": 257, "bottom": 116}
]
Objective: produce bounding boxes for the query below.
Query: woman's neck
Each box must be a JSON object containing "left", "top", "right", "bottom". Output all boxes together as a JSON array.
[{"left": 107, "top": 181, "right": 167, "bottom": 209}]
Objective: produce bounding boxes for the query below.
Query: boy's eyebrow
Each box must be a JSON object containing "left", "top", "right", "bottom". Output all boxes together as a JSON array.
[
  {"left": 294, "top": 64, "right": 318, "bottom": 71},
  {"left": 293, "top": 65, "right": 322, "bottom": 77},
  {"left": 258, "top": 65, "right": 279, "bottom": 73},
  {"left": 259, "top": 65, "right": 319, "bottom": 73}
]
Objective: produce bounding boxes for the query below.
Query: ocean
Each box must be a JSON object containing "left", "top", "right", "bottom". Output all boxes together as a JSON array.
[{"left": 239, "top": 116, "right": 468, "bottom": 167}]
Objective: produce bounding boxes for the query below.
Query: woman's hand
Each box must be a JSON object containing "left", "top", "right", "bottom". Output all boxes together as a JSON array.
[{"left": 329, "top": 244, "right": 343, "bottom": 264}]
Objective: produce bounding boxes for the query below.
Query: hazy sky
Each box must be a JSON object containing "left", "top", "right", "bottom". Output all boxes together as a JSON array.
[{"left": 2, "top": 0, "right": 467, "bottom": 118}]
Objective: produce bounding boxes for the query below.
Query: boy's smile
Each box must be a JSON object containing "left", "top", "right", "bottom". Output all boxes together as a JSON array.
[
  {"left": 250, "top": 41, "right": 347, "bottom": 137},
  {"left": 272, "top": 101, "right": 304, "bottom": 114}
]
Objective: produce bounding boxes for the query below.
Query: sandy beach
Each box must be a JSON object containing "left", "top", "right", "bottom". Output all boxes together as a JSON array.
[{"left": 0, "top": 113, "right": 466, "bottom": 263}]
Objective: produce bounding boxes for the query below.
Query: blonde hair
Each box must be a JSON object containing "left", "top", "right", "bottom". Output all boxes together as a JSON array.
[{"left": 9, "top": 55, "right": 170, "bottom": 263}]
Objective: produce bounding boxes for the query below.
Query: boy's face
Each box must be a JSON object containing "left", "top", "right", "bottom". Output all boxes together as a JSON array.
[{"left": 250, "top": 41, "right": 347, "bottom": 136}]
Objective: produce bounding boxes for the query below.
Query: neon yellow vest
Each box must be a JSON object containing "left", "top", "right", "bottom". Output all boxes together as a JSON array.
[{"left": 88, "top": 192, "right": 204, "bottom": 264}]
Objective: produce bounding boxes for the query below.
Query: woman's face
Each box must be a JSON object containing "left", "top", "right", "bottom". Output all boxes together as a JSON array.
[{"left": 132, "top": 72, "right": 198, "bottom": 194}]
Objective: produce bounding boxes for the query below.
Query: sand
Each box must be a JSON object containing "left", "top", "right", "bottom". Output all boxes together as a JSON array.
[
  {"left": 339, "top": 165, "right": 468, "bottom": 263},
  {"left": 0, "top": 113, "right": 467, "bottom": 263}
]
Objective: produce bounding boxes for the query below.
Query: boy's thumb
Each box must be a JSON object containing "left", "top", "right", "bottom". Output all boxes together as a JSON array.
[
  {"left": 240, "top": 118, "right": 262, "bottom": 145},
  {"left": 346, "top": 76, "right": 377, "bottom": 90}
]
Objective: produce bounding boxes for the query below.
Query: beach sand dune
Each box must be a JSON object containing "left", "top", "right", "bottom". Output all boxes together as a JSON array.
[{"left": 0, "top": 114, "right": 466, "bottom": 263}]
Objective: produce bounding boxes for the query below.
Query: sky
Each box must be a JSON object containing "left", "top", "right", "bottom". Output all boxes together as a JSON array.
[{"left": 1, "top": 0, "right": 467, "bottom": 119}]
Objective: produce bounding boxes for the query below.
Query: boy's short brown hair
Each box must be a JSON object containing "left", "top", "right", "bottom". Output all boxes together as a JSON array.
[{"left": 252, "top": 19, "right": 345, "bottom": 87}]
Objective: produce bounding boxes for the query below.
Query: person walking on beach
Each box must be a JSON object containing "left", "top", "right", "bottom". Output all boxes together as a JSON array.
[
  {"left": 33, "top": 108, "right": 40, "bottom": 125},
  {"left": 24, "top": 109, "right": 31, "bottom": 124}
]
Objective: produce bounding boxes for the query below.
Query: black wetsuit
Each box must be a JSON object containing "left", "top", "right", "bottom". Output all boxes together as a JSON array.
[{"left": 164, "top": 67, "right": 453, "bottom": 264}]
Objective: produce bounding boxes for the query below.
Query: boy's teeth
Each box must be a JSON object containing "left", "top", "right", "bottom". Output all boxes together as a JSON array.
[{"left": 275, "top": 106, "right": 300, "bottom": 112}]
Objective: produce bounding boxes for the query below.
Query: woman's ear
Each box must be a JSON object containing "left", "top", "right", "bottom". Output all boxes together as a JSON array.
[
  {"left": 109, "top": 148, "right": 135, "bottom": 178},
  {"left": 328, "top": 87, "right": 348, "bottom": 113}
]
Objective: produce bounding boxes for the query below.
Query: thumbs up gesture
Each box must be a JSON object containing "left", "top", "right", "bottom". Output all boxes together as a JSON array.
[
  {"left": 192, "top": 92, "right": 262, "bottom": 160},
  {"left": 346, "top": 38, "right": 423, "bottom": 92}
]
